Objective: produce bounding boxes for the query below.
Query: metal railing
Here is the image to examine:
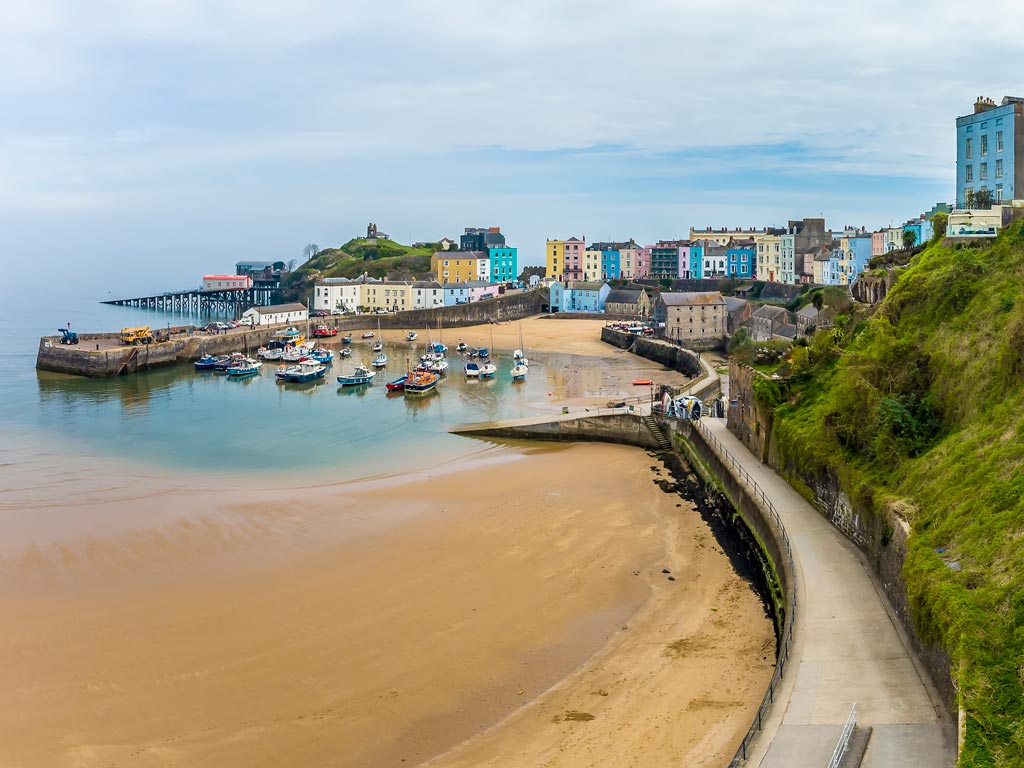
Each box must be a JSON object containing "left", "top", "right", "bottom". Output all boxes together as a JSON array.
[
  {"left": 826, "top": 704, "right": 857, "bottom": 768},
  {"left": 686, "top": 419, "right": 798, "bottom": 768}
]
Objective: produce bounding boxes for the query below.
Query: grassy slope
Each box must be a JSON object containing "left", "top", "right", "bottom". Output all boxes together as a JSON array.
[
  {"left": 770, "top": 221, "right": 1024, "bottom": 767},
  {"left": 290, "top": 239, "right": 437, "bottom": 283}
]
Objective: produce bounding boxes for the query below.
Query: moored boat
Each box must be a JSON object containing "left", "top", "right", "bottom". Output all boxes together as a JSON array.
[
  {"left": 406, "top": 331, "right": 418, "bottom": 341},
  {"left": 276, "top": 359, "right": 327, "bottom": 383},
  {"left": 464, "top": 361, "right": 480, "bottom": 377},
  {"left": 510, "top": 361, "right": 528, "bottom": 381},
  {"left": 456, "top": 342, "right": 467, "bottom": 353},
  {"left": 386, "top": 374, "right": 408, "bottom": 391},
  {"left": 227, "top": 358, "right": 262, "bottom": 378},
  {"left": 479, "top": 361, "right": 497, "bottom": 379},
  {"left": 313, "top": 324, "right": 338, "bottom": 338},
  {"left": 339, "top": 347, "right": 352, "bottom": 358},
  {"left": 341, "top": 334, "right": 352, "bottom": 344},
  {"left": 337, "top": 364, "right": 376, "bottom": 386},
  {"left": 272, "top": 326, "right": 304, "bottom": 345},
  {"left": 372, "top": 352, "right": 388, "bottom": 368},
  {"left": 257, "top": 346, "right": 283, "bottom": 361},
  {"left": 214, "top": 353, "right": 246, "bottom": 371},
  {"left": 403, "top": 368, "right": 440, "bottom": 395},
  {"left": 361, "top": 331, "right": 375, "bottom": 339},
  {"left": 371, "top": 340, "right": 383, "bottom": 352},
  {"left": 194, "top": 354, "right": 218, "bottom": 370},
  {"left": 309, "top": 348, "right": 334, "bottom": 365},
  {"left": 477, "top": 347, "right": 490, "bottom": 359}
]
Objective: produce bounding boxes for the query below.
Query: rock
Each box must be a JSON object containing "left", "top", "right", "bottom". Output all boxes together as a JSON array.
[{"left": 661, "top": 568, "right": 671, "bottom": 574}]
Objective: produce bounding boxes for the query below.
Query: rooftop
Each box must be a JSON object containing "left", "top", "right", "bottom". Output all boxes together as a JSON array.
[
  {"left": 660, "top": 291, "right": 726, "bottom": 307},
  {"left": 251, "top": 303, "right": 307, "bottom": 315}
]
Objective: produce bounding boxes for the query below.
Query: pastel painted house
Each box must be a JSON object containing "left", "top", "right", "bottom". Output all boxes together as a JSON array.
[
  {"left": 550, "top": 281, "right": 610, "bottom": 313},
  {"left": 725, "top": 241, "right": 756, "bottom": 278}
]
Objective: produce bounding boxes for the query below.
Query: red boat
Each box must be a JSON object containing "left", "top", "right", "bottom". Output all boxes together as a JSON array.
[
  {"left": 313, "top": 324, "right": 338, "bottom": 338},
  {"left": 632, "top": 378, "right": 653, "bottom": 386},
  {"left": 386, "top": 374, "right": 408, "bottom": 391}
]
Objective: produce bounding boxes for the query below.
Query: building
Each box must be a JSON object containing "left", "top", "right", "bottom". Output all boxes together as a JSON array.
[
  {"left": 947, "top": 205, "right": 1020, "bottom": 237},
  {"left": 432, "top": 251, "right": 489, "bottom": 284},
  {"left": 550, "top": 281, "right": 610, "bottom": 313},
  {"left": 870, "top": 230, "right": 886, "bottom": 257},
  {"left": 780, "top": 219, "right": 830, "bottom": 284},
  {"left": 235, "top": 260, "right": 287, "bottom": 285},
  {"left": 604, "top": 288, "right": 652, "bottom": 317},
  {"left": 241, "top": 302, "right": 308, "bottom": 327},
  {"left": 650, "top": 241, "right": 687, "bottom": 280},
  {"left": 795, "top": 304, "right": 836, "bottom": 335},
  {"left": 362, "top": 281, "right": 413, "bottom": 312},
  {"left": 442, "top": 281, "right": 498, "bottom": 305},
  {"left": 656, "top": 292, "right": 727, "bottom": 344},
  {"left": 590, "top": 241, "right": 638, "bottom": 280},
  {"left": 411, "top": 281, "right": 444, "bottom": 309},
  {"left": 635, "top": 247, "right": 651, "bottom": 279},
  {"left": 725, "top": 240, "right": 756, "bottom": 278},
  {"left": 488, "top": 246, "right": 518, "bottom": 284},
  {"left": 749, "top": 305, "right": 792, "bottom": 341},
  {"left": 546, "top": 237, "right": 586, "bottom": 283},
  {"left": 314, "top": 276, "right": 370, "bottom": 313},
  {"left": 438, "top": 237, "right": 456, "bottom": 251},
  {"left": 753, "top": 231, "right": 784, "bottom": 282},
  {"left": 702, "top": 243, "right": 729, "bottom": 278},
  {"left": 956, "top": 96, "right": 1024, "bottom": 207},
  {"left": 688, "top": 226, "right": 771, "bottom": 246},
  {"left": 202, "top": 275, "right": 253, "bottom": 291},
  {"left": 460, "top": 227, "right": 506, "bottom": 252},
  {"left": 724, "top": 296, "right": 751, "bottom": 335},
  {"left": 837, "top": 233, "right": 874, "bottom": 284}
]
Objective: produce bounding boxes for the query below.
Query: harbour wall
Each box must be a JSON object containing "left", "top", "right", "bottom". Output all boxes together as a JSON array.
[
  {"left": 332, "top": 289, "right": 546, "bottom": 330},
  {"left": 453, "top": 413, "right": 662, "bottom": 450},
  {"left": 600, "top": 328, "right": 703, "bottom": 378}
]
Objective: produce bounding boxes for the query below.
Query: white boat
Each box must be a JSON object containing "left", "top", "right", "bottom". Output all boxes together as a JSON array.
[
  {"left": 372, "top": 352, "right": 388, "bottom": 368},
  {"left": 337, "top": 364, "right": 376, "bottom": 386},
  {"left": 227, "top": 358, "right": 262, "bottom": 378},
  {"left": 257, "top": 346, "right": 282, "bottom": 361},
  {"left": 511, "top": 361, "right": 528, "bottom": 381},
  {"left": 429, "top": 359, "right": 449, "bottom": 374},
  {"left": 339, "top": 347, "right": 353, "bottom": 358},
  {"left": 464, "top": 361, "right": 480, "bottom": 377},
  {"left": 276, "top": 359, "right": 327, "bottom": 383},
  {"left": 371, "top": 340, "right": 383, "bottom": 352},
  {"left": 479, "top": 361, "right": 497, "bottom": 379},
  {"left": 406, "top": 331, "right": 418, "bottom": 341}
]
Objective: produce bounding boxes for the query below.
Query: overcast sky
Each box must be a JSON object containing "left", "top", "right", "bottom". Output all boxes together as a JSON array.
[{"left": 4, "top": 0, "right": 1024, "bottom": 296}]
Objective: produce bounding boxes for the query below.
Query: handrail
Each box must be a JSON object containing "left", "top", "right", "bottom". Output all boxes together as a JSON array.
[
  {"left": 683, "top": 419, "right": 798, "bottom": 768},
  {"left": 825, "top": 704, "right": 857, "bottom": 768}
]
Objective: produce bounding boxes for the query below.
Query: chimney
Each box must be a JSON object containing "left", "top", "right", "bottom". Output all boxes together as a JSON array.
[{"left": 975, "top": 96, "right": 997, "bottom": 114}]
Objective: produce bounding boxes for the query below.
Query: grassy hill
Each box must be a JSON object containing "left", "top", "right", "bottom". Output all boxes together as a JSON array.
[
  {"left": 286, "top": 238, "right": 438, "bottom": 286},
  {"left": 765, "top": 220, "right": 1024, "bottom": 766}
]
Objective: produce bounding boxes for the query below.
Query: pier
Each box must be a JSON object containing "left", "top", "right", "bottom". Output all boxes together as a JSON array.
[{"left": 101, "top": 286, "right": 282, "bottom": 317}]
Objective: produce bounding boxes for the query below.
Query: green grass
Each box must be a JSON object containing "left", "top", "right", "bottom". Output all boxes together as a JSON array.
[
  {"left": 768, "top": 220, "right": 1024, "bottom": 766},
  {"left": 286, "top": 238, "right": 437, "bottom": 285}
]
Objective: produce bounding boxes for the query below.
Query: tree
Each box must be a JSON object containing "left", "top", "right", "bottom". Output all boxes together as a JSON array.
[
  {"left": 971, "top": 188, "right": 995, "bottom": 210},
  {"left": 286, "top": 258, "right": 297, "bottom": 272},
  {"left": 811, "top": 291, "right": 825, "bottom": 312},
  {"left": 929, "top": 213, "right": 948, "bottom": 243},
  {"left": 901, "top": 229, "right": 917, "bottom": 251},
  {"left": 303, "top": 244, "right": 319, "bottom": 262}
]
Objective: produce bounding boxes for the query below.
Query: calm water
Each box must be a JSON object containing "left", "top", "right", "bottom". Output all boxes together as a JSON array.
[{"left": 0, "top": 293, "right": 617, "bottom": 477}]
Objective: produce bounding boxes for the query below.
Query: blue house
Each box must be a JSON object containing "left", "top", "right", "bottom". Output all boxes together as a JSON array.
[
  {"left": 725, "top": 243, "right": 755, "bottom": 278},
  {"left": 600, "top": 249, "right": 621, "bottom": 280},
  {"left": 688, "top": 243, "right": 704, "bottom": 279},
  {"left": 488, "top": 246, "right": 518, "bottom": 284},
  {"left": 443, "top": 284, "right": 471, "bottom": 306},
  {"left": 549, "top": 281, "right": 565, "bottom": 312},
  {"left": 902, "top": 219, "right": 933, "bottom": 247},
  {"left": 955, "top": 96, "right": 1024, "bottom": 207},
  {"left": 563, "top": 281, "right": 610, "bottom": 312}
]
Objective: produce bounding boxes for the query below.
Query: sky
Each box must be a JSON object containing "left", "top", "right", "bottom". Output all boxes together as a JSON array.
[{"left": 4, "top": 0, "right": 1024, "bottom": 297}]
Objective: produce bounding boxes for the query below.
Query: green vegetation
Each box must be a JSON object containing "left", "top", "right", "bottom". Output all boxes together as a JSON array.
[
  {"left": 285, "top": 238, "right": 437, "bottom": 286},
  {"left": 768, "top": 221, "right": 1024, "bottom": 766}
]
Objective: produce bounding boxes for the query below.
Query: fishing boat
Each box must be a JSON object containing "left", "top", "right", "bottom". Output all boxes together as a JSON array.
[
  {"left": 479, "top": 361, "right": 497, "bottom": 379},
  {"left": 309, "top": 348, "right": 334, "bottom": 365},
  {"left": 227, "top": 358, "right": 262, "bottom": 378},
  {"left": 281, "top": 342, "right": 314, "bottom": 362},
  {"left": 257, "top": 346, "right": 283, "bottom": 361},
  {"left": 510, "top": 361, "right": 528, "bottom": 381},
  {"left": 339, "top": 347, "right": 352, "bottom": 358},
  {"left": 372, "top": 352, "right": 388, "bottom": 368},
  {"left": 276, "top": 359, "right": 327, "bottom": 383},
  {"left": 337, "top": 364, "right": 376, "bottom": 386},
  {"left": 403, "top": 368, "right": 440, "bottom": 396},
  {"left": 386, "top": 374, "right": 408, "bottom": 391},
  {"left": 272, "top": 326, "right": 304, "bottom": 345},
  {"left": 464, "top": 361, "right": 480, "bottom": 377},
  {"left": 313, "top": 324, "right": 338, "bottom": 338},
  {"left": 213, "top": 353, "right": 245, "bottom": 371},
  {"left": 194, "top": 354, "right": 218, "bottom": 370},
  {"left": 406, "top": 331, "right": 418, "bottom": 341}
]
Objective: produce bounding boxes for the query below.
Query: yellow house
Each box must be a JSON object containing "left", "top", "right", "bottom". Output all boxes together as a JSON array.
[
  {"left": 361, "top": 281, "right": 413, "bottom": 312},
  {"left": 432, "top": 252, "right": 487, "bottom": 284},
  {"left": 583, "top": 248, "right": 602, "bottom": 281},
  {"left": 752, "top": 233, "right": 782, "bottom": 282},
  {"left": 546, "top": 239, "right": 565, "bottom": 282},
  {"left": 546, "top": 237, "right": 585, "bottom": 282}
]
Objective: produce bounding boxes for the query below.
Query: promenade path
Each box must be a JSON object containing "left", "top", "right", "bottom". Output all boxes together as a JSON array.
[{"left": 700, "top": 418, "right": 956, "bottom": 767}]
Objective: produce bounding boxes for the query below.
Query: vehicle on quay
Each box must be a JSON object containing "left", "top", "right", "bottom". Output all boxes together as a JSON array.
[
  {"left": 57, "top": 328, "right": 79, "bottom": 345},
  {"left": 120, "top": 326, "right": 155, "bottom": 345},
  {"left": 276, "top": 359, "right": 327, "bottom": 384},
  {"left": 337, "top": 364, "right": 376, "bottom": 387}
]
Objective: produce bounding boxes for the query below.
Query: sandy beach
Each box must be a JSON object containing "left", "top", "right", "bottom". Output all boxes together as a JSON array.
[{"left": 0, "top": 319, "right": 773, "bottom": 768}]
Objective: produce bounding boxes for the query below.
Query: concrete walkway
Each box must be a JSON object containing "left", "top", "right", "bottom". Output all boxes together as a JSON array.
[{"left": 699, "top": 419, "right": 956, "bottom": 768}]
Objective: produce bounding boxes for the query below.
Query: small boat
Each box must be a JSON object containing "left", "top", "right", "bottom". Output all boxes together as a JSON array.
[
  {"left": 632, "top": 378, "right": 653, "bottom": 386},
  {"left": 406, "top": 331, "right": 418, "bottom": 341},
  {"left": 313, "top": 324, "right": 338, "bottom": 338},
  {"left": 337, "top": 364, "right": 376, "bottom": 386},
  {"left": 479, "top": 362, "right": 497, "bottom": 379},
  {"left": 341, "top": 334, "right": 352, "bottom": 344},
  {"left": 361, "top": 331, "right": 375, "bottom": 339},
  {"left": 467, "top": 347, "right": 479, "bottom": 358},
  {"left": 309, "top": 348, "right": 334, "bottom": 365},
  {"left": 478, "top": 347, "right": 490, "bottom": 359},
  {"left": 404, "top": 368, "right": 440, "bottom": 396},
  {"left": 272, "top": 326, "right": 304, "bottom": 345},
  {"left": 464, "top": 361, "right": 480, "bottom": 377},
  {"left": 194, "top": 354, "right": 218, "bottom": 370},
  {"left": 512, "top": 349, "right": 529, "bottom": 366},
  {"left": 213, "top": 353, "right": 245, "bottom": 371},
  {"left": 339, "top": 347, "right": 352, "bottom": 358},
  {"left": 511, "top": 362, "right": 528, "bottom": 381},
  {"left": 386, "top": 374, "right": 408, "bottom": 391},
  {"left": 429, "top": 341, "right": 447, "bottom": 355},
  {"left": 371, "top": 340, "right": 383, "bottom": 352},
  {"left": 372, "top": 352, "right": 388, "bottom": 368},
  {"left": 281, "top": 343, "right": 314, "bottom": 362},
  {"left": 456, "top": 342, "right": 467, "bottom": 353},
  {"left": 276, "top": 359, "right": 327, "bottom": 383},
  {"left": 257, "top": 346, "right": 282, "bottom": 361},
  {"left": 227, "top": 358, "right": 262, "bottom": 378}
]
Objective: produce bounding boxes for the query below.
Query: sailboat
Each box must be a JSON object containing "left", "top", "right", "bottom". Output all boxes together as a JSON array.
[
  {"left": 511, "top": 322, "right": 528, "bottom": 380},
  {"left": 479, "top": 324, "right": 497, "bottom": 378}
]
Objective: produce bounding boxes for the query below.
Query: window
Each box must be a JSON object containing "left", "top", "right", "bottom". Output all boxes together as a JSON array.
[
  {"left": 981, "top": 134, "right": 988, "bottom": 155},
  {"left": 980, "top": 163, "right": 988, "bottom": 180},
  {"left": 965, "top": 165, "right": 973, "bottom": 182},
  {"left": 997, "top": 131, "right": 1004, "bottom": 152},
  {"left": 996, "top": 184, "right": 1004, "bottom": 201},
  {"left": 996, "top": 159, "right": 1004, "bottom": 177},
  {"left": 966, "top": 138, "right": 973, "bottom": 158}
]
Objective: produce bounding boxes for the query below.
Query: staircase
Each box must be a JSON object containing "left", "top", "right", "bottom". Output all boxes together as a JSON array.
[{"left": 642, "top": 415, "right": 673, "bottom": 451}]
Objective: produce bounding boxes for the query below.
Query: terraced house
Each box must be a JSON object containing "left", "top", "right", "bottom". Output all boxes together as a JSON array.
[
  {"left": 432, "top": 251, "right": 490, "bottom": 284},
  {"left": 546, "top": 237, "right": 586, "bottom": 283},
  {"left": 956, "top": 95, "right": 1024, "bottom": 207}
]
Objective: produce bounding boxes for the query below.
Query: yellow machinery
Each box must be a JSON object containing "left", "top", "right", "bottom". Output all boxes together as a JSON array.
[{"left": 120, "top": 326, "right": 155, "bottom": 345}]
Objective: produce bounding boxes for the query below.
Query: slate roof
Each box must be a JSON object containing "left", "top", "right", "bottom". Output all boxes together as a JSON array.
[
  {"left": 605, "top": 289, "right": 644, "bottom": 304},
  {"left": 796, "top": 305, "right": 819, "bottom": 319},
  {"left": 724, "top": 297, "right": 749, "bottom": 313},
  {"left": 751, "top": 305, "right": 790, "bottom": 321},
  {"left": 660, "top": 291, "right": 726, "bottom": 306},
  {"left": 251, "top": 303, "right": 308, "bottom": 315},
  {"left": 568, "top": 281, "right": 607, "bottom": 291}
]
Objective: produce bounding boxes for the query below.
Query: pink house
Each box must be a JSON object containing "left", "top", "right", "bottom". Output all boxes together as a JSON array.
[
  {"left": 871, "top": 231, "right": 885, "bottom": 257},
  {"left": 635, "top": 247, "right": 651, "bottom": 278}
]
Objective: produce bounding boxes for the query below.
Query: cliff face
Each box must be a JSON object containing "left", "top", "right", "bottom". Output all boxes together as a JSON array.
[{"left": 744, "top": 221, "right": 1024, "bottom": 766}]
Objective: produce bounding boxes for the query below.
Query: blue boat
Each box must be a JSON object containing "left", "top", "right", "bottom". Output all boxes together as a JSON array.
[
  {"left": 386, "top": 374, "right": 408, "bottom": 392},
  {"left": 309, "top": 348, "right": 334, "bottom": 365},
  {"left": 477, "top": 347, "right": 489, "bottom": 359},
  {"left": 276, "top": 359, "right": 327, "bottom": 383},
  {"left": 213, "top": 353, "right": 245, "bottom": 371},
  {"left": 464, "top": 361, "right": 480, "bottom": 377},
  {"left": 194, "top": 354, "right": 218, "bottom": 370},
  {"left": 337, "top": 364, "right": 376, "bottom": 386},
  {"left": 341, "top": 334, "right": 352, "bottom": 344},
  {"left": 227, "top": 358, "right": 262, "bottom": 378}
]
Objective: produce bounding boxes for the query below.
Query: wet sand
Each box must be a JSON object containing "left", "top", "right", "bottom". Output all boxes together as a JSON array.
[{"left": 1, "top": 320, "right": 773, "bottom": 767}]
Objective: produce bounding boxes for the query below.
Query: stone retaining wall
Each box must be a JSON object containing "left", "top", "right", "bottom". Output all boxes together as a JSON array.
[{"left": 601, "top": 327, "right": 702, "bottom": 377}]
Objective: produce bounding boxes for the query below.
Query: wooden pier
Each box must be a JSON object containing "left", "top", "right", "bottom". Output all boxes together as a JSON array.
[{"left": 101, "top": 286, "right": 283, "bottom": 317}]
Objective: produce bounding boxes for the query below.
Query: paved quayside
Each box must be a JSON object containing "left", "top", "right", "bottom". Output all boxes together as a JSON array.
[{"left": 699, "top": 418, "right": 956, "bottom": 768}]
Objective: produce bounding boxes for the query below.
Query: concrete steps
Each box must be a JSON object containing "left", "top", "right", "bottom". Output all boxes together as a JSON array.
[{"left": 642, "top": 415, "right": 672, "bottom": 451}]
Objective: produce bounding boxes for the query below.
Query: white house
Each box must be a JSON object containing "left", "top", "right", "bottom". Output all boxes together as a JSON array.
[
  {"left": 412, "top": 281, "right": 445, "bottom": 309},
  {"left": 314, "top": 277, "right": 365, "bottom": 314},
  {"left": 202, "top": 274, "right": 253, "bottom": 291},
  {"left": 242, "top": 303, "right": 308, "bottom": 327}
]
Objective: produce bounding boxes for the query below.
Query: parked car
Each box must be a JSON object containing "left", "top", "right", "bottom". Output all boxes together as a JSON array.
[{"left": 310, "top": 310, "right": 329, "bottom": 318}]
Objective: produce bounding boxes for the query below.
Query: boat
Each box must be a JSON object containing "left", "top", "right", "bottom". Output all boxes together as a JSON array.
[
  {"left": 512, "top": 349, "right": 529, "bottom": 366},
  {"left": 467, "top": 347, "right": 479, "bottom": 358},
  {"left": 339, "top": 347, "right": 352, "bottom": 358},
  {"left": 272, "top": 326, "right": 304, "bottom": 345},
  {"left": 341, "top": 334, "right": 352, "bottom": 344},
  {"left": 403, "top": 368, "right": 440, "bottom": 396},
  {"left": 361, "top": 331, "right": 375, "bottom": 339},
  {"left": 406, "top": 331, "right": 418, "bottom": 341},
  {"left": 227, "top": 358, "right": 262, "bottom": 378},
  {"left": 479, "top": 361, "right": 497, "bottom": 379},
  {"left": 372, "top": 352, "right": 388, "bottom": 368},
  {"left": 371, "top": 340, "right": 383, "bottom": 352},
  {"left": 213, "top": 353, "right": 245, "bottom": 371},
  {"left": 632, "top": 378, "right": 653, "bottom": 386},
  {"left": 309, "top": 348, "right": 334, "bottom": 365},
  {"left": 510, "top": 361, "right": 528, "bottom": 381},
  {"left": 313, "top": 324, "right": 338, "bottom": 338},
  {"left": 386, "top": 374, "right": 408, "bottom": 391},
  {"left": 511, "top": 324, "right": 529, "bottom": 379},
  {"left": 276, "top": 359, "right": 327, "bottom": 383},
  {"left": 456, "top": 342, "right": 467, "bottom": 353},
  {"left": 464, "top": 361, "right": 480, "bottom": 377},
  {"left": 337, "top": 364, "right": 376, "bottom": 386},
  {"left": 194, "top": 354, "right": 218, "bottom": 370},
  {"left": 257, "top": 346, "right": 282, "bottom": 361},
  {"left": 429, "top": 341, "right": 447, "bottom": 355},
  {"left": 427, "top": 359, "right": 448, "bottom": 374},
  {"left": 478, "top": 347, "right": 489, "bottom": 359}
]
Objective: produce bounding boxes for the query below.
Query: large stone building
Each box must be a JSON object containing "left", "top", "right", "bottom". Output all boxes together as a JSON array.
[
  {"left": 956, "top": 96, "right": 1024, "bottom": 207},
  {"left": 604, "top": 288, "right": 652, "bottom": 317},
  {"left": 656, "top": 292, "right": 727, "bottom": 344}
]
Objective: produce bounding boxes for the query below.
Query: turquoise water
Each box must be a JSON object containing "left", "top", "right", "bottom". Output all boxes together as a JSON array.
[{"left": 1, "top": 294, "right": 616, "bottom": 476}]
